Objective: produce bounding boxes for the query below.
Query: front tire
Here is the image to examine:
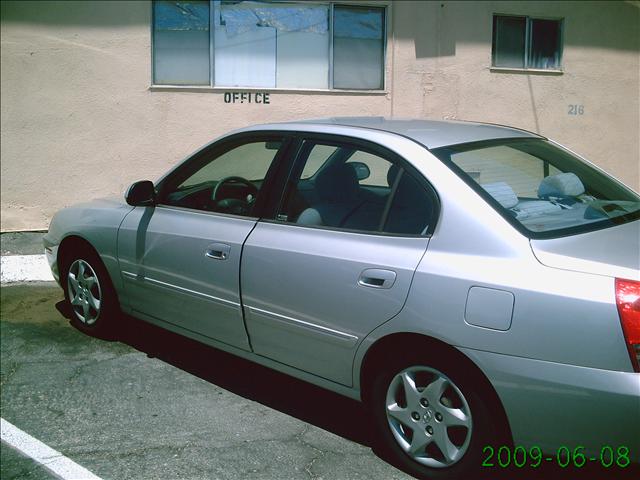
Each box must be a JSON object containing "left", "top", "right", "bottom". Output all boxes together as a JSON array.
[
  {"left": 62, "top": 247, "right": 119, "bottom": 337},
  {"left": 371, "top": 352, "right": 500, "bottom": 480}
]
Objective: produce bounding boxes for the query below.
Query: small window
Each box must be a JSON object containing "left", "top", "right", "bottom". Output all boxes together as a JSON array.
[
  {"left": 279, "top": 141, "right": 433, "bottom": 235},
  {"left": 492, "top": 15, "right": 563, "bottom": 70},
  {"left": 383, "top": 169, "right": 433, "bottom": 235},
  {"left": 152, "top": 1, "right": 386, "bottom": 90}
]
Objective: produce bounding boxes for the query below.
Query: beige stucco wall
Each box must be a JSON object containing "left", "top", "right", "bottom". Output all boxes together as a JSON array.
[
  {"left": 391, "top": 0, "right": 640, "bottom": 189},
  {"left": 1, "top": 0, "right": 638, "bottom": 231}
]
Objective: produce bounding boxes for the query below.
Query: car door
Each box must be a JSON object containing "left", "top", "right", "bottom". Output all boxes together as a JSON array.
[
  {"left": 117, "top": 133, "right": 292, "bottom": 351},
  {"left": 241, "top": 136, "right": 438, "bottom": 385}
]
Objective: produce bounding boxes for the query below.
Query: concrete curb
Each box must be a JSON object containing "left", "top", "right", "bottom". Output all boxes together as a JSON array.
[{"left": 1, "top": 255, "right": 55, "bottom": 284}]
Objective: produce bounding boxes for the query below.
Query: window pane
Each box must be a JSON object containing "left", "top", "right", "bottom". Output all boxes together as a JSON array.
[
  {"left": 273, "top": 4, "right": 329, "bottom": 88},
  {"left": 432, "top": 140, "right": 640, "bottom": 235},
  {"left": 492, "top": 15, "right": 525, "bottom": 68},
  {"left": 214, "top": 1, "right": 329, "bottom": 88},
  {"left": 301, "top": 144, "right": 338, "bottom": 179},
  {"left": 165, "top": 141, "right": 282, "bottom": 216},
  {"left": 333, "top": 6, "right": 385, "bottom": 90},
  {"left": 383, "top": 170, "right": 433, "bottom": 235},
  {"left": 153, "top": 1, "right": 210, "bottom": 85},
  {"left": 214, "top": 1, "right": 276, "bottom": 87},
  {"left": 447, "top": 145, "right": 543, "bottom": 197},
  {"left": 180, "top": 141, "right": 281, "bottom": 188},
  {"left": 346, "top": 150, "right": 391, "bottom": 186},
  {"left": 529, "top": 19, "right": 562, "bottom": 69},
  {"left": 283, "top": 143, "right": 390, "bottom": 232}
]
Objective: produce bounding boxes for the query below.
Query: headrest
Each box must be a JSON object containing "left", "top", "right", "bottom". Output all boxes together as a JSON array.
[
  {"left": 481, "top": 182, "right": 518, "bottom": 209},
  {"left": 315, "top": 163, "right": 359, "bottom": 202},
  {"left": 538, "top": 172, "right": 585, "bottom": 198}
]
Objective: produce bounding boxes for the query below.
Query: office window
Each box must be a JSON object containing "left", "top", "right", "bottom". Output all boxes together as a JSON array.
[
  {"left": 492, "top": 15, "right": 563, "bottom": 70},
  {"left": 152, "top": 1, "right": 386, "bottom": 89},
  {"left": 153, "top": 1, "right": 211, "bottom": 85},
  {"left": 333, "top": 5, "right": 385, "bottom": 89}
]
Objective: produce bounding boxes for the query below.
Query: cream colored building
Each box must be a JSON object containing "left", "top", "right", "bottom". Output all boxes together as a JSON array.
[{"left": 1, "top": 0, "right": 638, "bottom": 232}]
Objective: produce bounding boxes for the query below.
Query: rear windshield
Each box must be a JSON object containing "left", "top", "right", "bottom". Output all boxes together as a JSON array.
[{"left": 432, "top": 139, "right": 640, "bottom": 238}]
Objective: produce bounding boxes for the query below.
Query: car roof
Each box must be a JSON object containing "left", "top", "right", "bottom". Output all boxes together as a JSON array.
[{"left": 251, "top": 117, "right": 543, "bottom": 149}]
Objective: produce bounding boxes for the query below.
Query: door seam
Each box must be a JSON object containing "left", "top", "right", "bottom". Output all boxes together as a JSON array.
[{"left": 238, "top": 220, "right": 260, "bottom": 352}]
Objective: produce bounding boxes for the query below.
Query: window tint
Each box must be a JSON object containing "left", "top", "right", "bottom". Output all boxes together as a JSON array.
[
  {"left": 152, "top": 1, "right": 386, "bottom": 90},
  {"left": 333, "top": 5, "right": 385, "bottom": 90},
  {"left": 280, "top": 141, "right": 433, "bottom": 235},
  {"left": 448, "top": 145, "right": 542, "bottom": 197},
  {"left": 179, "top": 142, "right": 279, "bottom": 188},
  {"left": 346, "top": 150, "right": 392, "bottom": 186},
  {"left": 162, "top": 140, "right": 282, "bottom": 217},
  {"left": 300, "top": 144, "right": 339, "bottom": 179},
  {"left": 492, "top": 15, "right": 563, "bottom": 70},
  {"left": 432, "top": 139, "right": 640, "bottom": 236},
  {"left": 153, "top": 1, "right": 210, "bottom": 85},
  {"left": 492, "top": 16, "right": 525, "bottom": 68},
  {"left": 384, "top": 169, "right": 433, "bottom": 235}
]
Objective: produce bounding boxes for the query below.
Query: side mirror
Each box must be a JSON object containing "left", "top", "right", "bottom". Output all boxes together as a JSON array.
[
  {"left": 350, "top": 162, "right": 371, "bottom": 181},
  {"left": 125, "top": 180, "right": 156, "bottom": 206}
]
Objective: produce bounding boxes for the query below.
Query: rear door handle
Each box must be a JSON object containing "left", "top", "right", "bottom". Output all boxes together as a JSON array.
[
  {"left": 358, "top": 268, "right": 397, "bottom": 289},
  {"left": 205, "top": 243, "right": 231, "bottom": 260}
]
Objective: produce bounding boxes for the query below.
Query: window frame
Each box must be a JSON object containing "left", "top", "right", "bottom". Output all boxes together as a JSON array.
[
  {"left": 150, "top": 0, "right": 390, "bottom": 92},
  {"left": 491, "top": 13, "right": 565, "bottom": 73},
  {"left": 265, "top": 132, "right": 440, "bottom": 238}
]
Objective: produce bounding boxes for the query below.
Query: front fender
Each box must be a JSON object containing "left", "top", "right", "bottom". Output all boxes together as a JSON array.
[{"left": 45, "top": 197, "right": 134, "bottom": 301}]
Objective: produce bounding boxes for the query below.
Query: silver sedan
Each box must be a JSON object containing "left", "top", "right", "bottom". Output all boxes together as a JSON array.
[{"left": 45, "top": 118, "right": 640, "bottom": 479}]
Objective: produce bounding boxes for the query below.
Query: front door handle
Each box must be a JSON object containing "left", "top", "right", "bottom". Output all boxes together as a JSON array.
[
  {"left": 358, "top": 268, "right": 397, "bottom": 289},
  {"left": 205, "top": 243, "right": 231, "bottom": 260}
]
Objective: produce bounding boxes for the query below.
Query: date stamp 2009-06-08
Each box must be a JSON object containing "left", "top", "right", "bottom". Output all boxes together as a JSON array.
[{"left": 481, "top": 445, "right": 633, "bottom": 470}]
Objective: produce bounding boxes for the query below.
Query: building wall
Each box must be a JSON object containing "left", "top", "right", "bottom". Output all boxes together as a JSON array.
[{"left": 1, "top": 0, "right": 638, "bottom": 231}]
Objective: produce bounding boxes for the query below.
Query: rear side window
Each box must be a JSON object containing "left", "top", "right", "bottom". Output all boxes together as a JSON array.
[
  {"left": 277, "top": 140, "right": 435, "bottom": 236},
  {"left": 432, "top": 139, "right": 640, "bottom": 238}
]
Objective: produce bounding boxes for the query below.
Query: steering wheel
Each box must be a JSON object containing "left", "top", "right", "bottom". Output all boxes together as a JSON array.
[{"left": 211, "top": 176, "right": 259, "bottom": 214}]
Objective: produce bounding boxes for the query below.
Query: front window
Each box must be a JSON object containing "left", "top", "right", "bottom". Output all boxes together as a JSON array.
[
  {"left": 159, "top": 139, "right": 284, "bottom": 217},
  {"left": 432, "top": 139, "right": 640, "bottom": 237},
  {"left": 153, "top": 1, "right": 386, "bottom": 90}
]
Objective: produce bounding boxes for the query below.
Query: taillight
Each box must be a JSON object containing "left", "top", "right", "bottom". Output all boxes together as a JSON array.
[{"left": 615, "top": 278, "right": 640, "bottom": 372}]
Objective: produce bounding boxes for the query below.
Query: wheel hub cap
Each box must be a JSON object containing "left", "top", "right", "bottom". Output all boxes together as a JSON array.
[
  {"left": 385, "top": 366, "right": 473, "bottom": 468},
  {"left": 67, "top": 259, "right": 102, "bottom": 325}
]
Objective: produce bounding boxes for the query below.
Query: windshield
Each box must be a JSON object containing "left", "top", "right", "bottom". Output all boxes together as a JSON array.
[{"left": 432, "top": 139, "right": 640, "bottom": 238}]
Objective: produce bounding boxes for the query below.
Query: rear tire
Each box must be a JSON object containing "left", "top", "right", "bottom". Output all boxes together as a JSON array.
[
  {"left": 61, "top": 246, "right": 119, "bottom": 337},
  {"left": 371, "top": 351, "right": 500, "bottom": 480}
]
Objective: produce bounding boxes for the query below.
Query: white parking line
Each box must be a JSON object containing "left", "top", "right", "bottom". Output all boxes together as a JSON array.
[
  {"left": 0, "top": 254, "right": 54, "bottom": 283},
  {"left": 1, "top": 418, "right": 102, "bottom": 480}
]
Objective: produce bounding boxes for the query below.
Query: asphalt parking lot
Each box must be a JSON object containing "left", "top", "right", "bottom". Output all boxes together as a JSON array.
[
  {"left": 1, "top": 283, "right": 413, "bottom": 480},
  {"left": 2, "top": 283, "right": 638, "bottom": 480}
]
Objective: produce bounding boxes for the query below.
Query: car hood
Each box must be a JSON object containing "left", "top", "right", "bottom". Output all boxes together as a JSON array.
[{"left": 530, "top": 220, "right": 640, "bottom": 281}]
